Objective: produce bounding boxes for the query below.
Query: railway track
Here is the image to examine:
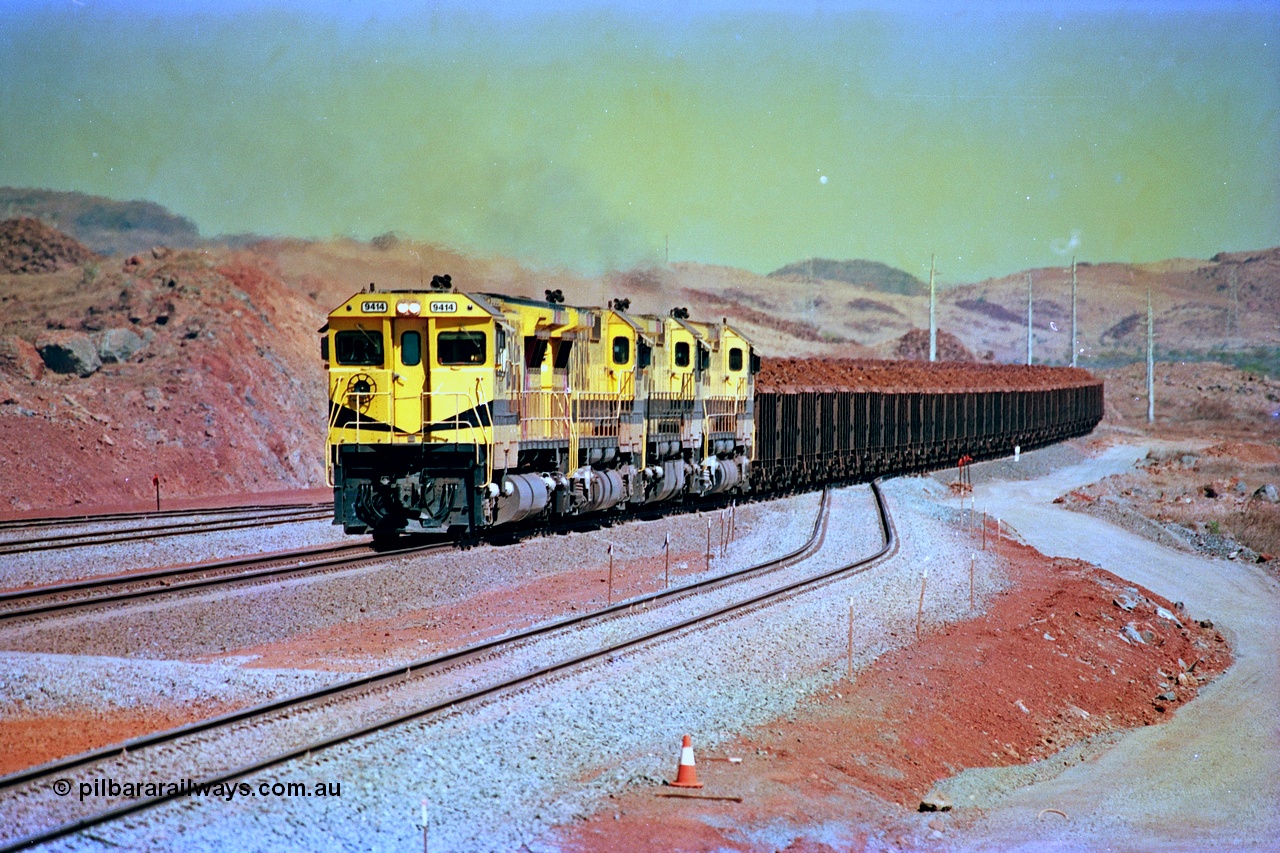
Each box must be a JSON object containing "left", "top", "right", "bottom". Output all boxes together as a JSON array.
[
  {"left": 0, "top": 500, "right": 328, "bottom": 533},
  {"left": 0, "top": 482, "right": 897, "bottom": 851},
  {"left": 0, "top": 493, "right": 755, "bottom": 623},
  {"left": 0, "top": 538, "right": 459, "bottom": 623},
  {"left": 0, "top": 503, "right": 333, "bottom": 556}
]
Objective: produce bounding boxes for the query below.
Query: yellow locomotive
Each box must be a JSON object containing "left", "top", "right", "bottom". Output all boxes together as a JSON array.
[{"left": 322, "top": 277, "right": 756, "bottom": 537}]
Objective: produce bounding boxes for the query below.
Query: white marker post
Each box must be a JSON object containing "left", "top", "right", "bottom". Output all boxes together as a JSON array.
[
  {"left": 706, "top": 519, "right": 712, "bottom": 571},
  {"left": 847, "top": 597, "right": 855, "bottom": 681},
  {"left": 664, "top": 532, "right": 670, "bottom": 589},
  {"left": 970, "top": 553, "right": 976, "bottom": 611},
  {"left": 916, "top": 571, "right": 928, "bottom": 638},
  {"left": 607, "top": 543, "right": 614, "bottom": 606}
]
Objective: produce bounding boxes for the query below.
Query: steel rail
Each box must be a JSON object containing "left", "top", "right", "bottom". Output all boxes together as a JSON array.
[
  {"left": 0, "top": 492, "right": 776, "bottom": 622},
  {"left": 0, "top": 484, "right": 879, "bottom": 853},
  {"left": 0, "top": 539, "right": 453, "bottom": 623},
  {"left": 0, "top": 501, "right": 330, "bottom": 533},
  {"left": 0, "top": 487, "right": 828, "bottom": 789},
  {"left": 0, "top": 507, "right": 333, "bottom": 555}
]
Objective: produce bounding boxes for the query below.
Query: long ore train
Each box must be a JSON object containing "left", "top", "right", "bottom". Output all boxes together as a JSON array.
[{"left": 322, "top": 281, "right": 1103, "bottom": 538}]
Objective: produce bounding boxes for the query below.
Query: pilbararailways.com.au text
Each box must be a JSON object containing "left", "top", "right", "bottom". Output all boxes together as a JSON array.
[{"left": 53, "top": 778, "right": 342, "bottom": 802}]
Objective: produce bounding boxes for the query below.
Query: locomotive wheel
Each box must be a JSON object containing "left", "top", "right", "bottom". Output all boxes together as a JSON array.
[{"left": 370, "top": 529, "right": 401, "bottom": 551}]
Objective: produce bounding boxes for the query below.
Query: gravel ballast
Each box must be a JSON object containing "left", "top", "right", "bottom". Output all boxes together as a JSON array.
[
  {"left": 1, "top": 652, "right": 333, "bottom": 717},
  {"left": 0, "top": 517, "right": 352, "bottom": 590},
  {"left": 0, "top": 493, "right": 822, "bottom": 662},
  {"left": 43, "top": 479, "right": 1009, "bottom": 852}
]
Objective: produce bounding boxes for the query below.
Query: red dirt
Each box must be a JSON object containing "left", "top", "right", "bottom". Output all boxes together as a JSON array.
[
  {"left": 0, "top": 217, "right": 96, "bottom": 275},
  {"left": 552, "top": 526, "right": 1231, "bottom": 852},
  {"left": 0, "top": 248, "right": 328, "bottom": 514},
  {"left": 757, "top": 357, "right": 1099, "bottom": 393},
  {"left": 890, "top": 328, "right": 976, "bottom": 362},
  {"left": 0, "top": 704, "right": 234, "bottom": 776},
  {"left": 1201, "top": 440, "right": 1280, "bottom": 465}
]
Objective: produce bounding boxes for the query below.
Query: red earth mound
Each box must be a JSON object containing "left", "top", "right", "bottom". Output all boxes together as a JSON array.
[
  {"left": 0, "top": 248, "right": 328, "bottom": 514},
  {"left": 0, "top": 217, "right": 97, "bottom": 274},
  {"left": 555, "top": 526, "right": 1231, "bottom": 852},
  {"left": 891, "top": 328, "right": 976, "bottom": 362}
]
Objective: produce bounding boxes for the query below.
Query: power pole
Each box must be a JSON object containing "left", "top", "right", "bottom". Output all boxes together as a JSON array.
[
  {"left": 928, "top": 254, "right": 937, "bottom": 363},
  {"left": 1146, "top": 287, "right": 1155, "bottom": 424},
  {"left": 1070, "top": 256, "right": 1078, "bottom": 368},
  {"left": 1026, "top": 272, "right": 1033, "bottom": 366}
]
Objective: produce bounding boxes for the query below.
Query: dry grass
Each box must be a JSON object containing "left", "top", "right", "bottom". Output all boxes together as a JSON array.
[
  {"left": 1190, "top": 397, "right": 1234, "bottom": 421},
  {"left": 1232, "top": 503, "right": 1280, "bottom": 557}
]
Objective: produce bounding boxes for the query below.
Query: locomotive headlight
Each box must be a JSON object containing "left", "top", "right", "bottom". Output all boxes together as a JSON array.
[
  {"left": 396, "top": 301, "right": 410, "bottom": 315},
  {"left": 408, "top": 301, "right": 422, "bottom": 315}
]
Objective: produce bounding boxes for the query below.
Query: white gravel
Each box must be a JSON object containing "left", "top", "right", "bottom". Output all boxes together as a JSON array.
[
  {"left": 37, "top": 479, "right": 1012, "bottom": 852},
  {"left": 0, "top": 493, "right": 823, "bottom": 663},
  {"left": 0, "top": 518, "right": 352, "bottom": 590},
  {"left": 1, "top": 652, "right": 333, "bottom": 717}
]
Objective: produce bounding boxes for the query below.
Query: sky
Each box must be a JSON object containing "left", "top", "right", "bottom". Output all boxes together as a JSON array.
[{"left": 1, "top": 1, "right": 1277, "bottom": 282}]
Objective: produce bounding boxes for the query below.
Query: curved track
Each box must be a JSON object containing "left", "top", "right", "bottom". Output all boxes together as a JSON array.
[{"left": 0, "top": 482, "right": 898, "bottom": 852}]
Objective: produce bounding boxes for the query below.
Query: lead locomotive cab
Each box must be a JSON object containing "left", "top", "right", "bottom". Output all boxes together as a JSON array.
[{"left": 324, "top": 284, "right": 504, "bottom": 538}]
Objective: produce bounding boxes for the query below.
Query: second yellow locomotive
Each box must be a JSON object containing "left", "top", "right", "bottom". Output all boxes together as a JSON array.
[{"left": 322, "top": 278, "right": 756, "bottom": 537}]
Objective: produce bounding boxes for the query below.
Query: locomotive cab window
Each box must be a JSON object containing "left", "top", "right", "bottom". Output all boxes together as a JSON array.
[
  {"left": 729, "top": 347, "right": 744, "bottom": 372},
  {"left": 400, "top": 331, "right": 421, "bottom": 367},
  {"left": 612, "top": 335, "right": 630, "bottom": 365},
  {"left": 438, "top": 330, "right": 486, "bottom": 365},
  {"left": 334, "top": 329, "right": 384, "bottom": 366},
  {"left": 674, "top": 341, "right": 691, "bottom": 368}
]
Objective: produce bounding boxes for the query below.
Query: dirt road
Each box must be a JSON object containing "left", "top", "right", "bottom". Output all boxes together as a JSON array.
[{"left": 951, "top": 444, "right": 1280, "bottom": 851}]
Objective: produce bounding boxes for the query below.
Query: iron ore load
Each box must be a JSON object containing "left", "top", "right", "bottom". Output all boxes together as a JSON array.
[{"left": 321, "top": 281, "right": 1103, "bottom": 539}]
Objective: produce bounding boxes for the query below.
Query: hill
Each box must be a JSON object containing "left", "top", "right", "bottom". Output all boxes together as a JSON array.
[
  {"left": 768, "top": 258, "right": 926, "bottom": 296},
  {"left": 0, "top": 187, "right": 203, "bottom": 256}
]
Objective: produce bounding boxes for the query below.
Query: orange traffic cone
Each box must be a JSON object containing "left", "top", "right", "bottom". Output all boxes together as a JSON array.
[{"left": 669, "top": 734, "right": 704, "bottom": 789}]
